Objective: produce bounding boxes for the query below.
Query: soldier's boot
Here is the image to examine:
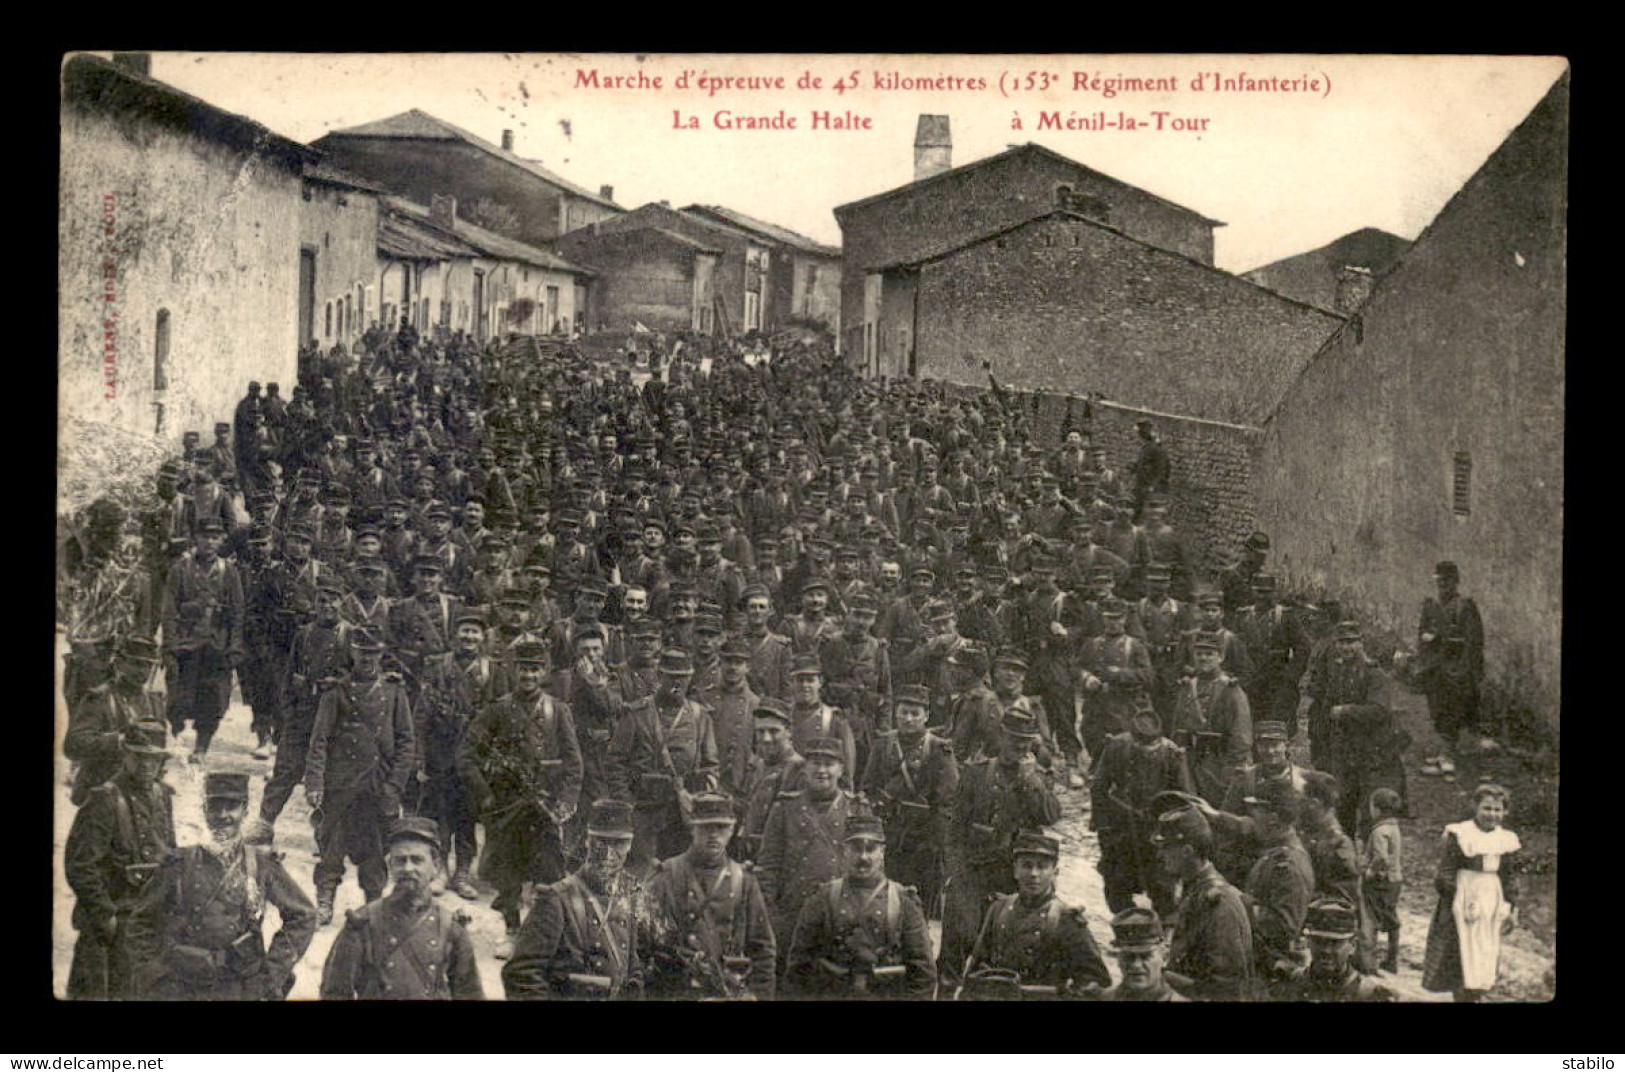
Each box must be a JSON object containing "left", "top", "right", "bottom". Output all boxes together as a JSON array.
[
  {"left": 192, "top": 726, "right": 217, "bottom": 764},
  {"left": 252, "top": 732, "right": 272, "bottom": 761},
  {"left": 450, "top": 865, "right": 479, "bottom": 901},
  {"left": 316, "top": 887, "right": 337, "bottom": 927},
  {"left": 494, "top": 927, "right": 517, "bottom": 961}
]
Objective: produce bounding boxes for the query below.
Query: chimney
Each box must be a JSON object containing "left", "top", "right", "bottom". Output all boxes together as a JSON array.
[
  {"left": 915, "top": 115, "right": 952, "bottom": 182},
  {"left": 1334, "top": 265, "right": 1373, "bottom": 314},
  {"left": 111, "top": 52, "right": 152, "bottom": 78},
  {"left": 430, "top": 193, "right": 457, "bottom": 230},
  {"left": 599, "top": 184, "right": 615, "bottom": 202},
  {"left": 501, "top": 129, "right": 515, "bottom": 152}
]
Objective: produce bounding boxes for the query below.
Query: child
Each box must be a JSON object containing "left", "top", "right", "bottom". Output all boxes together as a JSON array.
[{"left": 1361, "top": 787, "right": 1406, "bottom": 973}]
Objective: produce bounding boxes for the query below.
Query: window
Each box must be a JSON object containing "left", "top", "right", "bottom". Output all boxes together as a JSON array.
[
  {"left": 1453, "top": 452, "right": 1472, "bottom": 517},
  {"left": 324, "top": 302, "right": 333, "bottom": 338},
  {"left": 153, "top": 309, "right": 170, "bottom": 390}
]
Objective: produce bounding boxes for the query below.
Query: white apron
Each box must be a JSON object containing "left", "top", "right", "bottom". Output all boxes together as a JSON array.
[{"left": 1447, "top": 819, "right": 1520, "bottom": 991}]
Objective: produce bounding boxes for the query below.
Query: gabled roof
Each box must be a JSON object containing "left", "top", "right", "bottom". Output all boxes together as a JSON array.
[
  {"left": 324, "top": 108, "right": 624, "bottom": 212},
  {"left": 872, "top": 206, "right": 1338, "bottom": 320},
  {"left": 833, "top": 142, "right": 1223, "bottom": 227},
  {"left": 562, "top": 222, "right": 723, "bottom": 256},
  {"left": 62, "top": 54, "right": 318, "bottom": 168},
  {"left": 681, "top": 205, "right": 841, "bottom": 257},
  {"left": 382, "top": 196, "right": 593, "bottom": 275},
  {"left": 303, "top": 159, "right": 388, "bottom": 194},
  {"left": 379, "top": 208, "right": 480, "bottom": 261}
]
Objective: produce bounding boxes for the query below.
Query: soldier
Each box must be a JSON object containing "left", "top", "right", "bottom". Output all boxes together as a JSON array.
[
  {"left": 1150, "top": 798, "right": 1256, "bottom": 1001},
  {"left": 1279, "top": 896, "right": 1396, "bottom": 1002},
  {"left": 1078, "top": 598, "right": 1156, "bottom": 776},
  {"left": 614, "top": 619, "right": 664, "bottom": 706},
  {"left": 1302, "top": 620, "right": 1397, "bottom": 784},
  {"left": 64, "top": 636, "right": 166, "bottom": 806},
  {"left": 1193, "top": 781, "right": 1315, "bottom": 997},
  {"left": 756, "top": 736, "right": 857, "bottom": 974},
  {"left": 126, "top": 772, "right": 316, "bottom": 1000},
  {"left": 459, "top": 638, "right": 584, "bottom": 957},
  {"left": 1416, "top": 560, "right": 1487, "bottom": 775},
  {"left": 644, "top": 791, "right": 777, "bottom": 1000},
  {"left": 64, "top": 721, "right": 175, "bottom": 1000},
  {"left": 503, "top": 799, "right": 644, "bottom": 1000},
  {"left": 553, "top": 623, "right": 626, "bottom": 861},
  {"left": 608, "top": 648, "right": 721, "bottom": 878},
  {"left": 319, "top": 817, "right": 484, "bottom": 999},
  {"left": 959, "top": 830, "right": 1109, "bottom": 1001},
  {"left": 1171, "top": 633, "right": 1253, "bottom": 805},
  {"left": 737, "top": 698, "right": 805, "bottom": 864},
  {"left": 817, "top": 590, "right": 893, "bottom": 764},
  {"left": 948, "top": 643, "right": 1005, "bottom": 763},
  {"left": 739, "top": 584, "right": 794, "bottom": 701},
  {"left": 785, "top": 652, "right": 858, "bottom": 787},
  {"left": 386, "top": 555, "right": 463, "bottom": 695},
  {"left": 304, "top": 628, "right": 417, "bottom": 924},
  {"left": 1099, "top": 907, "right": 1189, "bottom": 1002},
  {"left": 259, "top": 579, "right": 351, "bottom": 835},
  {"left": 862, "top": 683, "right": 958, "bottom": 917},
  {"left": 785, "top": 814, "right": 936, "bottom": 999},
  {"left": 1215, "top": 721, "right": 1311, "bottom": 883},
  {"left": 784, "top": 576, "right": 844, "bottom": 655},
  {"left": 1234, "top": 573, "right": 1309, "bottom": 738},
  {"left": 1090, "top": 696, "right": 1192, "bottom": 918},
  {"left": 1185, "top": 591, "right": 1255, "bottom": 687},
  {"left": 697, "top": 637, "right": 761, "bottom": 804},
  {"left": 161, "top": 517, "right": 245, "bottom": 763},
  {"left": 939, "top": 710, "right": 1063, "bottom": 990},
  {"left": 1138, "top": 563, "right": 1194, "bottom": 719},
  {"left": 1130, "top": 419, "right": 1170, "bottom": 514}
]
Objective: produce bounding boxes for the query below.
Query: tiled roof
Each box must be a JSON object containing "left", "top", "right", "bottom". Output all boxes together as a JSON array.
[
  {"left": 302, "top": 159, "right": 388, "bottom": 193},
  {"left": 681, "top": 205, "right": 841, "bottom": 257},
  {"left": 382, "top": 196, "right": 593, "bottom": 275},
  {"left": 326, "top": 109, "right": 623, "bottom": 211}
]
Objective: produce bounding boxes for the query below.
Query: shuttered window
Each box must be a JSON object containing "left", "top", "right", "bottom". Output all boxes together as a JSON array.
[{"left": 1452, "top": 452, "right": 1472, "bottom": 516}]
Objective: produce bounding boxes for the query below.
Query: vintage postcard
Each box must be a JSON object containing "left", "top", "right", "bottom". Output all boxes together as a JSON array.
[{"left": 56, "top": 52, "right": 1564, "bottom": 1005}]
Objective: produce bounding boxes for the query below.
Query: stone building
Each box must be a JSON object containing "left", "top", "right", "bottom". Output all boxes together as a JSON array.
[
  {"left": 872, "top": 204, "right": 1343, "bottom": 424},
  {"left": 1252, "top": 71, "right": 1567, "bottom": 722},
  {"left": 313, "top": 110, "right": 624, "bottom": 251},
  {"left": 1242, "top": 227, "right": 1412, "bottom": 314},
  {"left": 300, "top": 161, "right": 387, "bottom": 351},
  {"left": 556, "top": 224, "right": 721, "bottom": 335},
  {"left": 60, "top": 52, "right": 314, "bottom": 444},
  {"left": 681, "top": 204, "right": 842, "bottom": 335},
  {"left": 834, "top": 117, "right": 1223, "bottom": 368}
]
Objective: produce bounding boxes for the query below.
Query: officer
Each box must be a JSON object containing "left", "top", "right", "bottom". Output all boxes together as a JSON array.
[
  {"left": 607, "top": 648, "right": 721, "bottom": 877},
  {"left": 1090, "top": 695, "right": 1192, "bottom": 917},
  {"left": 64, "top": 721, "right": 176, "bottom": 1000},
  {"left": 959, "top": 831, "right": 1111, "bottom": 1000},
  {"left": 304, "top": 627, "right": 417, "bottom": 924},
  {"left": 862, "top": 683, "right": 958, "bottom": 917},
  {"left": 755, "top": 736, "right": 857, "bottom": 974},
  {"left": 126, "top": 772, "right": 316, "bottom": 1000},
  {"left": 785, "top": 814, "right": 936, "bottom": 999},
  {"left": 644, "top": 791, "right": 777, "bottom": 1000},
  {"left": 1151, "top": 796, "right": 1256, "bottom": 1001},
  {"left": 939, "top": 710, "right": 1063, "bottom": 990},
  {"left": 458, "top": 638, "right": 584, "bottom": 957},
  {"left": 1099, "top": 907, "right": 1189, "bottom": 1002},
  {"left": 504, "top": 799, "right": 645, "bottom": 1000},
  {"left": 1281, "top": 896, "right": 1396, "bottom": 1002},
  {"left": 319, "top": 816, "right": 484, "bottom": 999},
  {"left": 64, "top": 636, "right": 165, "bottom": 806}
]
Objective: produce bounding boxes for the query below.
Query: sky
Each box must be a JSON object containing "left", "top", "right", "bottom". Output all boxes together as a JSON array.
[{"left": 130, "top": 52, "right": 1567, "bottom": 273}]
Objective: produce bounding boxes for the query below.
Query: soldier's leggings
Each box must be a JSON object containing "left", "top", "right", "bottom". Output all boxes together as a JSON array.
[
  {"left": 314, "top": 793, "right": 387, "bottom": 901},
  {"left": 1037, "top": 681, "right": 1081, "bottom": 764},
  {"left": 421, "top": 769, "right": 478, "bottom": 876},
  {"left": 1097, "top": 830, "right": 1179, "bottom": 919},
  {"left": 260, "top": 700, "right": 316, "bottom": 825},
  {"left": 167, "top": 648, "right": 233, "bottom": 739}
]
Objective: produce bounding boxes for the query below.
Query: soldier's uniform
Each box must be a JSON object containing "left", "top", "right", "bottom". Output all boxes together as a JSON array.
[
  {"left": 304, "top": 636, "right": 417, "bottom": 910},
  {"left": 785, "top": 655, "right": 858, "bottom": 789},
  {"left": 693, "top": 640, "right": 761, "bottom": 803},
  {"left": 385, "top": 563, "right": 463, "bottom": 691},
  {"left": 1234, "top": 577, "right": 1309, "bottom": 737},
  {"left": 1138, "top": 566, "right": 1194, "bottom": 717},
  {"left": 161, "top": 529, "right": 245, "bottom": 753},
  {"left": 784, "top": 817, "right": 936, "bottom": 999},
  {"left": 64, "top": 723, "right": 175, "bottom": 1000},
  {"left": 1153, "top": 805, "right": 1256, "bottom": 1002},
  {"left": 643, "top": 796, "right": 777, "bottom": 1000},
  {"left": 1078, "top": 605, "right": 1155, "bottom": 767},
  {"left": 755, "top": 745, "right": 857, "bottom": 971},
  {"left": 1303, "top": 622, "right": 1398, "bottom": 783},
  {"left": 1170, "top": 639, "right": 1253, "bottom": 805},
  {"left": 960, "top": 833, "right": 1111, "bottom": 1000},
  {"left": 1416, "top": 562, "right": 1486, "bottom": 752},
  {"left": 319, "top": 818, "right": 484, "bottom": 1000},
  {"left": 862, "top": 687, "right": 958, "bottom": 915},
  {"left": 1098, "top": 907, "right": 1190, "bottom": 1002},
  {"left": 948, "top": 673, "right": 1004, "bottom": 761},
  {"left": 741, "top": 620, "right": 795, "bottom": 703},
  {"left": 736, "top": 701, "right": 806, "bottom": 864},
  {"left": 939, "top": 712, "right": 1063, "bottom": 989},
  {"left": 1280, "top": 896, "right": 1397, "bottom": 1003},
  {"left": 503, "top": 802, "right": 646, "bottom": 1001},
  {"left": 261, "top": 598, "right": 352, "bottom": 828},
  {"left": 126, "top": 773, "right": 316, "bottom": 1000},
  {"left": 458, "top": 651, "right": 585, "bottom": 932},
  {"left": 1246, "top": 828, "right": 1315, "bottom": 995},
  {"left": 63, "top": 639, "right": 166, "bottom": 806},
  {"left": 606, "top": 650, "right": 721, "bottom": 875},
  {"left": 1090, "top": 701, "right": 1192, "bottom": 917}
]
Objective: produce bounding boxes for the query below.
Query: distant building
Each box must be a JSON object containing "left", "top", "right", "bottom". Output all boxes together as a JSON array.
[
  {"left": 834, "top": 118, "right": 1223, "bottom": 367},
  {"left": 681, "top": 205, "right": 842, "bottom": 334},
  {"left": 313, "top": 110, "right": 624, "bottom": 250},
  {"left": 300, "top": 161, "right": 387, "bottom": 352},
  {"left": 561, "top": 202, "right": 774, "bottom": 335},
  {"left": 557, "top": 224, "right": 721, "bottom": 335},
  {"left": 868, "top": 198, "right": 1342, "bottom": 425},
  {"left": 1253, "top": 71, "right": 1567, "bottom": 720},
  {"left": 1242, "top": 227, "right": 1412, "bottom": 313},
  {"left": 60, "top": 52, "right": 316, "bottom": 443}
]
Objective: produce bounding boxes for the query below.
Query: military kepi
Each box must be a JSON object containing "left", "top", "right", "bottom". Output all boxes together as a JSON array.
[{"left": 204, "top": 771, "right": 250, "bottom": 801}]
